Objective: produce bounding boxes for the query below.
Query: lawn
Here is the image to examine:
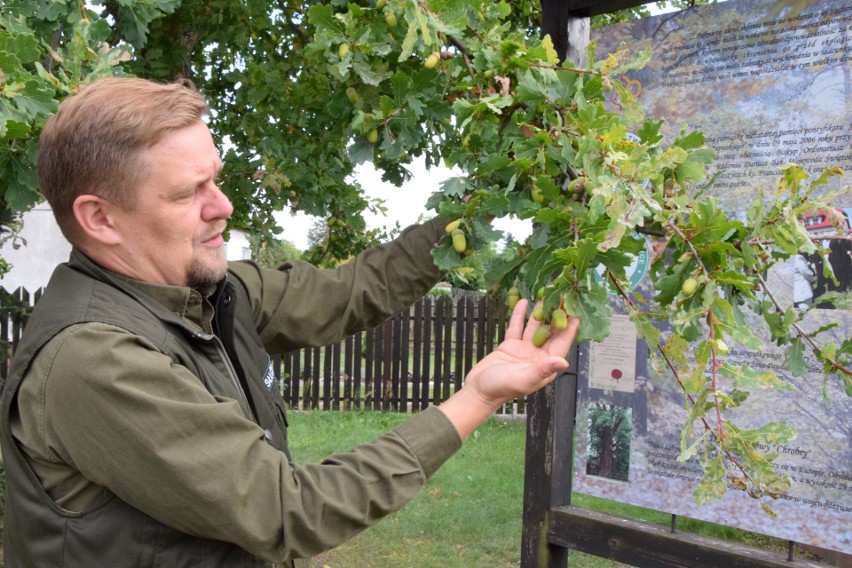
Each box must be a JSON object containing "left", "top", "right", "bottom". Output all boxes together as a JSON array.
[{"left": 287, "top": 410, "right": 796, "bottom": 568}]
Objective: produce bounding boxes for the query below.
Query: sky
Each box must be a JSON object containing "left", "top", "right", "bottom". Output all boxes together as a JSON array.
[
  {"left": 275, "top": 1, "right": 697, "bottom": 250},
  {"left": 274, "top": 158, "right": 485, "bottom": 250}
]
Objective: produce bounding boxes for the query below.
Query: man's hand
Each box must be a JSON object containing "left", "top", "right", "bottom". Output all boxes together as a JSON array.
[{"left": 438, "top": 299, "right": 580, "bottom": 440}]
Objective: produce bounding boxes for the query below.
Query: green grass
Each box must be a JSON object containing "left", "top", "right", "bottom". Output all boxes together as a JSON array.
[
  {"left": 291, "top": 411, "right": 532, "bottom": 567},
  {"left": 288, "top": 410, "right": 799, "bottom": 568}
]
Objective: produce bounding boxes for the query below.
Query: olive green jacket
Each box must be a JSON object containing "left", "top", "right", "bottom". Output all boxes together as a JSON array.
[{"left": 0, "top": 218, "right": 462, "bottom": 567}]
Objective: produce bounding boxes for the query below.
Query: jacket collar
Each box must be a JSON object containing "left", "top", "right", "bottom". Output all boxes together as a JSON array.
[{"left": 67, "top": 248, "right": 223, "bottom": 333}]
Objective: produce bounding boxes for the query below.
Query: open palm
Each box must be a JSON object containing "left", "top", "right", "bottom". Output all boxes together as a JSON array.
[{"left": 464, "top": 299, "right": 580, "bottom": 407}]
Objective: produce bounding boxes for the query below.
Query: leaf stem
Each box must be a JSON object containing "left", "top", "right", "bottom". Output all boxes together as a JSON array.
[{"left": 706, "top": 307, "right": 726, "bottom": 440}]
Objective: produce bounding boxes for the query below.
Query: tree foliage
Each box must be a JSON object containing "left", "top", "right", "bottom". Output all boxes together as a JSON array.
[
  {"left": 2, "top": 0, "right": 850, "bottom": 510},
  {"left": 246, "top": 231, "right": 302, "bottom": 269}
]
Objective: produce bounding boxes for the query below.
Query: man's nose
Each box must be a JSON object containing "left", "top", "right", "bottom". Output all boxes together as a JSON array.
[{"left": 203, "top": 184, "right": 234, "bottom": 221}]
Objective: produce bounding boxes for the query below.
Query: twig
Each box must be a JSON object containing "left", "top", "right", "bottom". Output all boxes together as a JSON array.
[
  {"left": 276, "top": 0, "right": 308, "bottom": 45},
  {"left": 447, "top": 34, "right": 476, "bottom": 78},
  {"left": 665, "top": 219, "right": 711, "bottom": 280},
  {"left": 528, "top": 62, "right": 601, "bottom": 75},
  {"left": 706, "top": 307, "right": 726, "bottom": 440},
  {"left": 756, "top": 272, "right": 852, "bottom": 378}
]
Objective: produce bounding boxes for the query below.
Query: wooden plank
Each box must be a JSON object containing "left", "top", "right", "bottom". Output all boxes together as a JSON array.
[
  {"left": 441, "top": 296, "right": 453, "bottom": 401},
  {"left": 421, "top": 297, "right": 433, "bottom": 410},
  {"left": 454, "top": 296, "right": 465, "bottom": 393},
  {"left": 463, "top": 296, "right": 474, "bottom": 385},
  {"left": 476, "top": 295, "right": 488, "bottom": 361},
  {"left": 272, "top": 352, "right": 281, "bottom": 384},
  {"left": 12, "top": 287, "right": 28, "bottom": 357},
  {"left": 548, "top": 505, "right": 825, "bottom": 568},
  {"left": 362, "top": 329, "right": 371, "bottom": 408},
  {"left": 301, "top": 349, "right": 312, "bottom": 410},
  {"left": 433, "top": 297, "right": 445, "bottom": 405},
  {"left": 374, "top": 325, "right": 383, "bottom": 410},
  {"left": 283, "top": 352, "right": 296, "bottom": 407},
  {"left": 365, "top": 326, "right": 376, "bottom": 410},
  {"left": 565, "top": 0, "right": 651, "bottom": 17},
  {"left": 382, "top": 318, "right": 394, "bottom": 411},
  {"left": 331, "top": 342, "right": 341, "bottom": 411},
  {"left": 520, "top": 372, "right": 577, "bottom": 568},
  {"left": 364, "top": 327, "right": 373, "bottom": 409},
  {"left": 389, "top": 316, "right": 400, "bottom": 412},
  {"left": 322, "top": 345, "right": 332, "bottom": 410},
  {"left": 310, "top": 347, "right": 321, "bottom": 409},
  {"left": 354, "top": 331, "right": 363, "bottom": 410},
  {"left": 566, "top": 16, "right": 590, "bottom": 68},
  {"left": 521, "top": 382, "right": 562, "bottom": 567},
  {"left": 412, "top": 300, "right": 423, "bottom": 409},
  {"left": 373, "top": 324, "right": 384, "bottom": 411},
  {"left": 343, "top": 335, "right": 354, "bottom": 410},
  {"left": 400, "top": 307, "right": 411, "bottom": 413}
]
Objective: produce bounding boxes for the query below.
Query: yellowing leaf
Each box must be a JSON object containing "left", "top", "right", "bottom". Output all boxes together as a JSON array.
[{"left": 541, "top": 34, "right": 559, "bottom": 64}]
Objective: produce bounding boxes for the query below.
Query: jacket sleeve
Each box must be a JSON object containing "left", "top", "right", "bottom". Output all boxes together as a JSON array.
[
  {"left": 227, "top": 217, "right": 446, "bottom": 352},
  {"left": 35, "top": 323, "right": 462, "bottom": 562}
]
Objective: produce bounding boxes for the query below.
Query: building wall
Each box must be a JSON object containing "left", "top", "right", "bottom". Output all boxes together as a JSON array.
[
  {"left": 0, "top": 205, "right": 252, "bottom": 292},
  {"left": 0, "top": 205, "right": 71, "bottom": 292}
]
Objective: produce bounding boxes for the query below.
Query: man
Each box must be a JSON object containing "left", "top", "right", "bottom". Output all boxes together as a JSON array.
[{"left": 0, "top": 77, "right": 579, "bottom": 567}]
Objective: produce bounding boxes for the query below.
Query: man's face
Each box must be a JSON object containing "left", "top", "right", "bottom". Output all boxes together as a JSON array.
[{"left": 110, "top": 120, "right": 234, "bottom": 288}]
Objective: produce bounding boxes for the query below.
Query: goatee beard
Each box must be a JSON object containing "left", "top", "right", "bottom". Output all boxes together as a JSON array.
[{"left": 187, "top": 251, "right": 228, "bottom": 289}]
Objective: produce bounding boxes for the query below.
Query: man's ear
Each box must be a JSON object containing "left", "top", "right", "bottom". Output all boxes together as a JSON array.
[{"left": 73, "top": 194, "right": 122, "bottom": 246}]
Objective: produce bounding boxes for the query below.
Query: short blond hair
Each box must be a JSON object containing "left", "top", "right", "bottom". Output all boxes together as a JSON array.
[{"left": 38, "top": 77, "right": 209, "bottom": 245}]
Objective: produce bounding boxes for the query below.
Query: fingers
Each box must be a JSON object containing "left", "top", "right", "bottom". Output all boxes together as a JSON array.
[
  {"left": 536, "top": 356, "right": 570, "bottom": 378},
  {"left": 516, "top": 356, "right": 570, "bottom": 393},
  {"left": 544, "top": 315, "right": 580, "bottom": 359},
  {"left": 504, "top": 298, "right": 529, "bottom": 340},
  {"left": 521, "top": 301, "right": 546, "bottom": 342}
]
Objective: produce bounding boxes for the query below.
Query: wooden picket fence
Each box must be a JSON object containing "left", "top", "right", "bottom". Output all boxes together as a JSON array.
[
  {"left": 275, "top": 292, "right": 521, "bottom": 414},
  {"left": 0, "top": 287, "right": 522, "bottom": 415}
]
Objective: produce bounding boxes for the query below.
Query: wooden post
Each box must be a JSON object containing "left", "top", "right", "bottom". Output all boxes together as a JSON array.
[
  {"left": 565, "top": 16, "right": 590, "bottom": 67},
  {"left": 521, "top": 344, "right": 579, "bottom": 568}
]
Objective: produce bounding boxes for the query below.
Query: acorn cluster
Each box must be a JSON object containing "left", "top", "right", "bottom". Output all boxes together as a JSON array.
[{"left": 507, "top": 286, "right": 571, "bottom": 346}]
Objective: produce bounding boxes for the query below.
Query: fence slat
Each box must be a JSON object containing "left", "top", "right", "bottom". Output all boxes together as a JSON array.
[
  {"left": 310, "top": 347, "right": 321, "bottom": 410},
  {"left": 463, "top": 296, "right": 475, "bottom": 388},
  {"left": 420, "top": 297, "right": 433, "bottom": 411},
  {"left": 353, "top": 331, "right": 363, "bottom": 410},
  {"left": 399, "top": 310, "right": 410, "bottom": 412},
  {"left": 390, "top": 316, "right": 398, "bottom": 412},
  {"left": 412, "top": 300, "right": 423, "bottom": 410},
  {"left": 441, "top": 297, "right": 453, "bottom": 403},
  {"left": 372, "top": 325, "right": 384, "bottom": 411},
  {"left": 433, "top": 298, "right": 445, "bottom": 406}
]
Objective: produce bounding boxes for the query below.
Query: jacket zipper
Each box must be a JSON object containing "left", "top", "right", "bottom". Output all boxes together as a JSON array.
[{"left": 209, "top": 334, "right": 256, "bottom": 421}]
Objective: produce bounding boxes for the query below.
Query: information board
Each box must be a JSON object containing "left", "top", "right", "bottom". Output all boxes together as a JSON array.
[{"left": 572, "top": 0, "right": 851, "bottom": 553}]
